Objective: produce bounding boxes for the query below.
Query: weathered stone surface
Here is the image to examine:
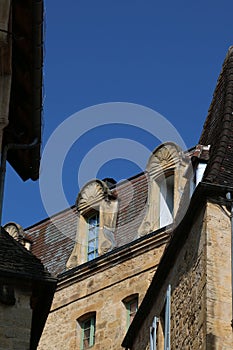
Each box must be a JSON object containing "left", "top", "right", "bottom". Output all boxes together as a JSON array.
[
  {"left": 38, "top": 237, "right": 167, "bottom": 350},
  {"left": 129, "top": 202, "right": 233, "bottom": 349},
  {"left": 0, "top": 287, "right": 32, "bottom": 350}
]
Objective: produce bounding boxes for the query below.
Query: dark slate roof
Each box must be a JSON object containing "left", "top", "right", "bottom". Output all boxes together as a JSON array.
[
  {"left": 26, "top": 207, "right": 77, "bottom": 276},
  {"left": 0, "top": 227, "right": 53, "bottom": 282},
  {"left": 199, "top": 46, "right": 233, "bottom": 186},
  {"left": 26, "top": 173, "right": 149, "bottom": 276}
]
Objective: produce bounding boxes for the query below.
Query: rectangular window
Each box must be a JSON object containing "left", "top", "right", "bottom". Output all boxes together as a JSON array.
[
  {"left": 159, "top": 175, "right": 174, "bottom": 228},
  {"left": 150, "top": 316, "right": 158, "bottom": 350},
  {"left": 81, "top": 315, "right": 96, "bottom": 349},
  {"left": 126, "top": 297, "right": 138, "bottom": 328},
  {"left": 149, "top": 285, "right": 171, "bottom": 350},
  {"left": 164, "top": 285, "right": 171, "bottom": 350},
  {"left": 87, "top": 213, "right": 99, "bottom": 261}
]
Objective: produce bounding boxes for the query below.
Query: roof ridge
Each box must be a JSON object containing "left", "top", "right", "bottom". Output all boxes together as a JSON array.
[{"left": 199, "top": 46, "right": 233, "bottom": 185}]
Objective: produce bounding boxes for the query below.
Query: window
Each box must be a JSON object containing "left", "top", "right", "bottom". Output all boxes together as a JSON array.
[
  {"left": 87, "top": 213, "right": 99, "bottom": 261},
  {"left": 123, "top": 294, "right": 138, "bottom": 329},
  {"left": 150, "top": 285, "right": 171, "bottom": 350},
  {"left": 159, "top": 174, "right": 174, "bottom": 228},
  {"left": 150, "top": 316, "right": 158, "bottom": 350},
  {"left": 79, "top": 314, "right": 96, "bottom": 349},
  {"left": 126, "top": 297, "right": 138, "bottom": 327}
]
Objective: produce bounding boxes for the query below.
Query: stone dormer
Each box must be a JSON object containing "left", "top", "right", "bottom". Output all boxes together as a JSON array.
[
  {"left": 138, "top": 142, "right": 189, "bottom": 235},
  {"left": 66, "top": 179, "right": 118, "bottom": 269}
]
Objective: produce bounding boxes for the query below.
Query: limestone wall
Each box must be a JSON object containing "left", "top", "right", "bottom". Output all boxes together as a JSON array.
[
  {"left": 38, "top": 235, "right": 168, "bottom": 350},
  {"left": 130, "top": 206, "right": 207, "bottom": 350},
  {"left": 205, "top": 202, "right": 233, "bottom": 348},
  {"left": 130, "top": 202, "right": 233, "bottom": 350},
  {"left": 0, "top": 286, "right": 32, "bottom": 350}
]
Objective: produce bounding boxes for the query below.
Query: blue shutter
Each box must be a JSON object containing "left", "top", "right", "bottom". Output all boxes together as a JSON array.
[
  {"left": 164, "top": 285, "right": 171, "bottom": 350},
  {"left": 150, "top": 316, "right": 158, "bottom": 350}
]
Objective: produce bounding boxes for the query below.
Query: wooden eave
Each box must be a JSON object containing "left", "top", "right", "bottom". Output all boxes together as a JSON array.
[{"left": 3, "top": 0, "right": 43, "bottom": 181}]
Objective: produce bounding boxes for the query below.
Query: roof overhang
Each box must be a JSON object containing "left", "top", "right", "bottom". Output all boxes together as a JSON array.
[{"left": 2, "top": 0, "right": 44, "bottom": 181}]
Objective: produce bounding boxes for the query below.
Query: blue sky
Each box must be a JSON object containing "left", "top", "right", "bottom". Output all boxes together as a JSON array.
[{"left": 3, "top": 0, "right": 233, "bottom": 228}]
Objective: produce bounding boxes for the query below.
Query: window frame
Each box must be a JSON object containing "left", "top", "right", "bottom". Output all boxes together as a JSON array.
[
  {"left": 79, "top": 313, "right": 96, "bottom": 350},
  {"left": 122, "top": 294, "right": 139, "bottom": 329},
  {"left": 150, "top": 316, "right": 158, "bottom": 350},
  {"left": 86, "top": 212, "right": 99, "bottom": 262},
  {"left": 126, "top": 297, "right": 138, "bottom": 328},
  {"left": 158, "top": 172, "right": 174, "bottom": 228},
  {"left": 149, "top": 285, "right": 171, "bottom": 350}
]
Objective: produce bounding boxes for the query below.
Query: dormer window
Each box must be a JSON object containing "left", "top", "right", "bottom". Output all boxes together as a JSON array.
[
  {"left": 66, "top": 180, "right": 118, "bottom": 269},
  {"left": 159, "top": 173, "right": 174, "bottom": 228},
  {"left": 87, "top": 213, "right": 99, "bottom": 261},
  {"left": 138, "top": 143, "right": 188, "bottom": 236}
]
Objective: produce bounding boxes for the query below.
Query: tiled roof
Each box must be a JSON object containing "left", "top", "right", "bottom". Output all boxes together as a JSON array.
[
  {"left": 26, "top": 173, "right": 149, "bottom": 276},
  {"left": 0, "top": 227, "right": 53, "bottom": 281},
  {"left": 199, "top": 46, "right": 233, "bottom": 186},
  {"left": 26, "top": 207, "right": 77, "bottom": 276},
  {"left": 114, "top": 173, "right": 148, "bottom": 246},
  {"left": 26, "top": 49, "right": 233, "bottom": 278}
]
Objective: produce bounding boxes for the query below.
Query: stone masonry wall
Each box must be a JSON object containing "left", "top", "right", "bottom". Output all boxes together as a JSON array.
[
  {"left": 0, "top": 286, "right": 32, "bottom": 350},
  {"left": 131, "top": 206, "right": 207, "bottom": 350},
  {"left": 130, "top": 201, "right": 233, "bottom": 350},
  {"left": 205, "top": 202, "right": 233, "bottom": 349},
  {"left": 38, "top": 240, "right": 167, "bottom": 350}
]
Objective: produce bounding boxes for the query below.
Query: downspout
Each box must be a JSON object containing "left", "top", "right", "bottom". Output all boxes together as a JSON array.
[
  {"left": 226, "top": 192, "right": 233, "bottom": 328},
  {"left": 0, "top": 137, "right": 39, "bottom": 226}
]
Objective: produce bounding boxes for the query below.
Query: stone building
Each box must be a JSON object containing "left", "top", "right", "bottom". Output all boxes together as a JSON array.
[
  {"left": 24, "top": 47, "right": 233, "bottom": 349},
  {"left": 0, "top": 1, "right": 57, "bottom": 349},
  {"left": 122, "top": 47, "right": 233, "bottom": 350},
  {"left": 26, "top": 140, "right": 192, "bottom": 350}
]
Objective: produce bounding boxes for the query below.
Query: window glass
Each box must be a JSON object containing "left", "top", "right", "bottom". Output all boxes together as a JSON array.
[
  {"left": 124, "top": 296, "right": 138, "bottom": 328},
  {"left": 87, "top": 213, "right": 99, "bottom": 261},
  {"left": 80, "top": 315, "right": 96, "bottom": 349},
  {"left": 159, "top": 174, "right": 174, "bottom": 228}
]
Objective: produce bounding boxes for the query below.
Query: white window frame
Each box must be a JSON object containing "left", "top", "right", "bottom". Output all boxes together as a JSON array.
[
  {"left": 150, "top": 284, "right": 171, "bottom": 350},
  {"left": 159, "top": 174, "right": 174, "bottom": 228},
  {"left": 86, "top": 213, "right": 99, "bottom": 261}
]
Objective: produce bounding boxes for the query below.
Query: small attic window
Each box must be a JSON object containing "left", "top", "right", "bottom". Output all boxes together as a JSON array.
[
  {"left": 159, "top": 173, "right": 174, "bottom": 228},
  {"left": 195, "top": 162, "right": 207, "bottom": 187},
  {"left": 86, "top": 212, "right": 99, "bottom": 261}
]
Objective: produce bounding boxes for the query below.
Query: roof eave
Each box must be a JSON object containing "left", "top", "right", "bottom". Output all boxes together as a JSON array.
[{"left": 3, "top": 0, "right": 43, "bottom": 181}]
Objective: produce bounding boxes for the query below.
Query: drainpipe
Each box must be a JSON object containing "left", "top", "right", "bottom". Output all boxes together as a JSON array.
[
  {"left": 0, "top": 137, "right": 39, "bottom": 226},
  {"left": 226, "top": 192, "right": 233, "bottom": 328}
]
